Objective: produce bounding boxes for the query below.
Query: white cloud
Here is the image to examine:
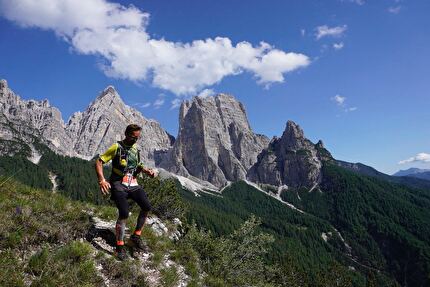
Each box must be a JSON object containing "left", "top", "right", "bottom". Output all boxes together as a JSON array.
[
  {"left": 301, "top": 29, "right": 306, "bottom": 36},
  {"left": 0, "top": 0, "right": 310, "bottom": 96},
  {"left": 197, "top": 89, "right": 215, "bottom": 99},
  {"left": 333, "top": 42, "right": 344, "bottom": 50},
  {"left": 388, "top": 6, "right": 402, "bottom": 14},
  {"left": 315, "top": 25, "right": 347, "bottom": 40},
  {"left": 170, "top": 98, "right": 182, "bottom": 110},
  {"left": 331, "top": 94, "right": 346, "bottom": 106},
  {"left": 134, "top": 102, "right": 151, "bottom": 108},
  {"left": 399, "top": 153, "right": 430, "bottom": 164},
  {"left": 331, "top": 95, "right": 358, "bottom": 114},
  {"left": 153, "top": 94, "right": 165, "bottom": 109}
]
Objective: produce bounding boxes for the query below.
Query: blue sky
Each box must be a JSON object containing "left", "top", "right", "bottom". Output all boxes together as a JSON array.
[{"left": 0, "top": 0, "right": 429, "bottom": 174}]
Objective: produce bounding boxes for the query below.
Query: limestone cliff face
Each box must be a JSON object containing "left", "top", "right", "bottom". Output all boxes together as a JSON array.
[
  {"left": 0, "top": 79, "right": 74, "bottom": 156},
  {"left": 160, "top": 93, "right": 269, "bottom": 188},
  {"left": 0, "top": 79, "right": 172, "bottom": 166},
  {"left": 247, "top": 120, "right": 333, "bottom": 189},
  {"left": 66, "top": 86, "right": 172, "bottom": 165}
]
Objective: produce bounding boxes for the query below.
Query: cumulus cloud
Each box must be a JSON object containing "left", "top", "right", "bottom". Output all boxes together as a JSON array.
[
  {"left": 399, "top": 153, "right": 430, "bottom": 164},
  {"left": 315, "top": 25, "right": 347, "bottom": 40},
  {"left": 388, "top": 6, "right": 402, "bottom": 14},
  {"left": 333, "top": 42, "right": 344, "bottom": 50},
  {"left": 0, "top": 0, "right": 310, "bottom": 96}
]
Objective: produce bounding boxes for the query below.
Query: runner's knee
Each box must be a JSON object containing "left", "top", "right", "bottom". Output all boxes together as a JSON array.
[
  {"left": 138, "top": 200, "right": 151, "bottom": 213},
  {"left": 118, "top": 207, "right": 129, "bottom": 220},
  {"left": 134, "top": 188, "right": 152, "bottom": 212},
  {"left": 143, "top": 203, "right": 151, "bottom": 213}
]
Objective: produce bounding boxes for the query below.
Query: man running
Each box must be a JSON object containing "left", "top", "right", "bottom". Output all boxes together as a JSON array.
[{"left": 95, "top": 124, "right": 155, "bottom": 260}]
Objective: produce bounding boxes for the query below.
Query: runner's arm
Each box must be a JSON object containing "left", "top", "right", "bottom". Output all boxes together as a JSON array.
[
  {"left": 95, "top": 158, "right": 111, "bottom": 195},
  {"left": 96, "top": 143, "right": 118, "bottom": 194}
]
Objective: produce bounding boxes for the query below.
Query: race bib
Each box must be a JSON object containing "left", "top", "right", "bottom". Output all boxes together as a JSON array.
[{"left": 121, "top": 173, "right": 138, "bottom": 187}]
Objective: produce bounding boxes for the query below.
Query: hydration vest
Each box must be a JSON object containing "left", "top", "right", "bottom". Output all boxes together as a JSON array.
[{"left": 111, "top": 141, "right": 141, "bottom": 180}]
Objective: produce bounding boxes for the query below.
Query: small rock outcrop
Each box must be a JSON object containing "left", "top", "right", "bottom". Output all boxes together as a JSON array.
[{"left": 247, "top": 120, "right": 333, "bottom": 189}]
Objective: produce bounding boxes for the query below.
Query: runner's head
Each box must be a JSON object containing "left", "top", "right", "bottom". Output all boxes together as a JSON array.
[{"left": 124, "top": 124, "right": 142, "bottom": 145}]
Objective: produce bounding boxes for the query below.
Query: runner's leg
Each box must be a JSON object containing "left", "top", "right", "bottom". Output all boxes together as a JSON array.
[
  {"left": 111, "top": 185, "right": 130, "bottom": 246},
  {"left": 129, "top": 186, "right": 152, "bottom": 235}
]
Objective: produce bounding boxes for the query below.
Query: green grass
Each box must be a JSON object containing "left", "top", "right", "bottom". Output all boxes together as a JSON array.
[
  {"left": 27, "top": 241, "right": 103, "bottom": 287},
  {"left": 0, "top": 249, "right": 25, "bottom": 287},
  {"left": 160, "top": 266, "right": 179, "bottom": 287},
  {"left": 0, "top": 177, "right": 91, "bottom": 250},
  {"left": 99, "top": 255, "right": 147, "bottom": 286},
  {"left": 0, "top": 177, "right": 151, "bottom": 286}
]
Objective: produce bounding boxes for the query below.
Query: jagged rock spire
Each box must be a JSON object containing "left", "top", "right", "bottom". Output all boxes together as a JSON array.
[
  {"left": 159, "top": 93, "right": 269, "bottom": 188},
  {"left": 247, "top": 120, "right": 331, "bottom": 189}
]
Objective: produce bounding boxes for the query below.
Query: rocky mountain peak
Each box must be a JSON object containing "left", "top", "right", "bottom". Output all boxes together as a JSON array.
[
  {"left": 66, "top": 85, "right": 173, "bottom": 164},
  {"left": 0, "top": 79, "right": 73, "bottom": 156},
  {"left": 0, "top": 79, "right": 8, "bottom": 90},
  {"left": 282, "top": 120, "right": 304, "bottom": 139},
  {"left": 180, "top": 93, "right": 251, "bottom": 131},
  {"left": 160, "top": 93, "right": 269, "bottom": 188},
  {"left": 92, "top": 85, "right": 122, "bottom": 106},
  {"left": 247, "top": 120, "right": 325, "bottom": 189},
  {"left": 96, "top": 85, "right": 119, "bottom": 100},
  {"left": 103, "top": 85, "right": 117, "bottom": 94},
  {"left": 1, "top": 79, "right": 172, "bottom": 164},
  {"left": 316, "top": 139, "right": 325, "bottom": 149},
  {"left": 280, "top": 120, "right": 308, "bottom": 150}
]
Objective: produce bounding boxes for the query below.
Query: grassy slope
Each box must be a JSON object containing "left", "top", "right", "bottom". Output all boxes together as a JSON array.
[{"left": 0, "top": 177, "right": 199, "bottom": 287}]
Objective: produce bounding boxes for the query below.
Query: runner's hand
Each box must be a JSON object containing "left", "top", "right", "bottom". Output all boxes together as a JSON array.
[
  {"left": 144, "top": 168, "right": 156, "bottom": 178},
  {"left": 99, "top": 180, "right": 111, "bottom": 195}
]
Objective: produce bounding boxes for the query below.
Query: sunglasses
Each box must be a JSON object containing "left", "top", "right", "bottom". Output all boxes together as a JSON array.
[{"left": 126, "top": 135, "right": 140, "bottom": 140}]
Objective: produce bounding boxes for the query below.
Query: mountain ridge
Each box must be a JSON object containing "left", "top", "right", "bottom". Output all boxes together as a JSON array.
[
  {"left": 0, "top": 79, "right": 173, "bottom": 165},
  {"left": 3, "top": 77, "right": 426, "bottom": 192}
]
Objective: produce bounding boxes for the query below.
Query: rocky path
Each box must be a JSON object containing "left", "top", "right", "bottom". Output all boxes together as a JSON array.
[{"left": 85, "top": 212, "right": 189, "bottom": 287}]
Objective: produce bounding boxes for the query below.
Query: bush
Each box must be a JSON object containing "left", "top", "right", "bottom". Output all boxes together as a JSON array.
[
  {"left": 141, "top": 176, "right": 187, "bottom": 220},
  {"left": 178, "top": 215, "right": 277, "bottom": 286}
]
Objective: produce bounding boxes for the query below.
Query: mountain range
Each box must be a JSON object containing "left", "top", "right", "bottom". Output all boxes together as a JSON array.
[
  {"left": 2, "top": 78, "right": 430, "bottom": 286},
  {"left": 2, "top": 78, "right": 429, "bottom": 192},
  {"left": 393, "top": 168, "right": 430, "bottom": 181}
]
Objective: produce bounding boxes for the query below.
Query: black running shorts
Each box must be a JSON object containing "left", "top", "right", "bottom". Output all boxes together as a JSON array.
[{"left": 110, "top": 181, "right": 152, "bottom": 220}]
